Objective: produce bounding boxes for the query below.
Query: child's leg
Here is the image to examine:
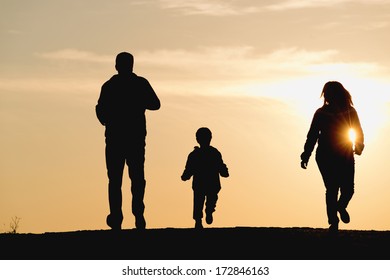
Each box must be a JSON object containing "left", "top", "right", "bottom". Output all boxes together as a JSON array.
[
  {"left": 193, "top": 190, "right": 205, "bottom": 221},
  {"left": 205, "top": 191, "right": 219, "bottom": 223}
]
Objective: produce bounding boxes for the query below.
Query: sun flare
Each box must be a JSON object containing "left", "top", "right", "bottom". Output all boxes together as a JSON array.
[{"left": 348, "top": 128, "right": 356, "bottom": 145}]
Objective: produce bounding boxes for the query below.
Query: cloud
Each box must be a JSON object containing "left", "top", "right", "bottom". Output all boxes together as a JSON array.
[
  {"left": 266, "top": 0, "right": 390, "bottom": 11},
  {"left": 158, "top": 0, "right": 390, "bottom": 14},
  {"left": 0, "top": 77, "right": 101, "bottom": 94},
  {"left": 132, "top": 46, "right": 388, "bottom": 102},
  {"left": 5, "top": 29, "right": 22, "bottom": 35},
  {"left": 136, "top": 46, "right": 380, "bottom": 81},
  {"left": 37, "top": 49, "right": 112, "bottom": 63},
  {"left": 266, "top": 0, "right": 345, "bottom": 10},
  {"left": 1, "top": 47, "right": 386, "bottom": 100},
  {"left": 158, "top": 0, "right": 259, "bottom": 16},
  {"left": 363, "top": 21, "right": 390, "bottom": 30}
]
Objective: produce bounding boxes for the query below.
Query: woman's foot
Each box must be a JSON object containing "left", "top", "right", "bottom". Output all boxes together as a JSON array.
[
  {"left": 328, "top": 223, "right": 339, "bottom": 236},
  {"left": 195, "top": 219, "right": 203, "bottom": 229}
]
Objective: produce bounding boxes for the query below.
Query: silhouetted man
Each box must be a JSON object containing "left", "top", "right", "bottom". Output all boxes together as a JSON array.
[{"left": 96, "top": 52, "right": 160, "bottom": 230}]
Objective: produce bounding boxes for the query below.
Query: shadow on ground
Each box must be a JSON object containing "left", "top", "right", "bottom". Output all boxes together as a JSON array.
[{"left": 1, "top": 227, "right": 390, "bottom": 260}]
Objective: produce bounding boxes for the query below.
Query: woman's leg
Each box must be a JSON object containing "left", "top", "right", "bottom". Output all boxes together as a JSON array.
[
  {"left": 338, "top": 158, "right": 355, "bottom": 210},
  {"left": 316, "top": 155, "right": 339, "bottom": 226},
  {"left": 337, "top": 158, "right": 355, "bottom": 223}
]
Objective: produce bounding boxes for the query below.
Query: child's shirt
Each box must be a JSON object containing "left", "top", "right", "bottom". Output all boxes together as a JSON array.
[{"left": 182, "top": 146, "right": 229, "bottom": 192}]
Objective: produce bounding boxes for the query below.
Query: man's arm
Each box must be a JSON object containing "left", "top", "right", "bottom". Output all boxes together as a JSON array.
[
  {"left": 96, "top": 84, "right": 108, "bottom": 126},
  {"left": 142, "top": 78, "right": 160, "bottom": 110}
]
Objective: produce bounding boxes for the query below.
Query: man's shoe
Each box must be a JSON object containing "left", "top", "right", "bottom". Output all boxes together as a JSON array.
[
  {"left": 338, "top": 208, "right": 350, "bottom": 224},
  {"left": 206, "top": 213, "right": 213, "bottom": 225},
  {"left": 135, "top": 215, "right": 146, "bottom": 230},
  {"left": 106, "top": 215, "right": 121, "bottom": 231}
]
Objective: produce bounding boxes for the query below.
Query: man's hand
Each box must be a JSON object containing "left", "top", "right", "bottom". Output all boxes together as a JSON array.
[{"left": 301, "top": 160, "right": 308, "bottom": 169}]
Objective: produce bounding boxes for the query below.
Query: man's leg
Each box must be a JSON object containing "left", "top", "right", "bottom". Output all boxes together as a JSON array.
[
  {"left": 127, "top": 140, "right": 146, "bottom": 229},
  {"left": 105, "top": 142, "right": 125, "bottom": 230}
]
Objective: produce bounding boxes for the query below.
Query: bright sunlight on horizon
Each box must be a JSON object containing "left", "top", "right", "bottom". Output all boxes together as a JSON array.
[{"left": 2, "top": 0, "right": 390, "bottom": 234}]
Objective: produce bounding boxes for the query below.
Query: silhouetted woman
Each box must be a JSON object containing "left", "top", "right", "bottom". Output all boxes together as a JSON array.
[{"left": 300, "top": 81, "right": 364, "bottom": 234}]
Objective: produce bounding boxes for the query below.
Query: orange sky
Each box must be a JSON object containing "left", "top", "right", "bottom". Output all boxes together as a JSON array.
[{"left": 1, "top": 0, "right": 390, "bottom": 233}]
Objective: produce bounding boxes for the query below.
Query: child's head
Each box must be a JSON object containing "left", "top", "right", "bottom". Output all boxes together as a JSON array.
[{"left": 196, "top": 127, "right": 212, "bottom": 147}]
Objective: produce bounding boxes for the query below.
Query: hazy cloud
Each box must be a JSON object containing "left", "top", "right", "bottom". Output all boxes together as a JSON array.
[
  {"left": 266, "top": 0, "right": 390, "bottom": 11},
  {"left": 136, "top": 46, "right": 380, "bottom": 80},
  {"left": 133, "top": 46, "right": 387, "bottom": 102},
  {"left": 158, "top": 0, "right": 390, "bottom": 14},
  {"left": 2, "top": 46, "right": 385, "bottom": 99},
  {"left": 37, "top": 49, "right": 112, "bottom": 63},
  {"left": 5, "top": 29, "right": 22, "bottom": 35},
  {"left": 363, "top": 21, "right": 390, "bottom": 30},
  {"left": 158, "top": 0, "right": 259, "bottom": 16}
]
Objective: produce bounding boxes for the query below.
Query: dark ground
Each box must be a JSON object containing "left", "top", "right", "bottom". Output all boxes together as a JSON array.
[{"left": 1, "top": 227, "right": 390, "bottom": 260}]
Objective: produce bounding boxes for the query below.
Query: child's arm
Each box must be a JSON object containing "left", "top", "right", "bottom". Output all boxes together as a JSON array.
[
  {"left": 219, "top": 163, "right": 229, "bottom": 178},
  {"left": 181, "top": 153, "right": 194, "bottom": 181},
  {"left": 218, "top": 151, "right": 229, "bottom": 178}
]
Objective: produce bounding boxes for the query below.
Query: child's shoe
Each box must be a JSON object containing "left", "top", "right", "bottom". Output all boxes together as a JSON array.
[{"left": 206, "top": 213, "right": 213, "bottom": 225}]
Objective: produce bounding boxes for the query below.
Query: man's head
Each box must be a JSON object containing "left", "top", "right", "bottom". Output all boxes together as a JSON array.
[
  {"left": 196, "top": 127, "right": 212, "bottom": 147},
  {"left": 115, "top": 52, "right": 134, "bottom": 74}
]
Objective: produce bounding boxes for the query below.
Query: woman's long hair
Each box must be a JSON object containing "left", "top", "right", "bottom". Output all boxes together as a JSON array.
[{"left": 321, "top": 81, "right": 353, "bottom": 109}]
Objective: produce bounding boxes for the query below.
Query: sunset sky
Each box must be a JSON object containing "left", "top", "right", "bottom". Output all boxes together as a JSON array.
[{"left": 2, "top": 0, "right": 390, "bottom": 234}]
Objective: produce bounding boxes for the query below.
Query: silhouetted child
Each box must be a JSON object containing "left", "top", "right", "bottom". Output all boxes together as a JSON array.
[{"left": 181, "top": 127, "right": 229, "bottom": 229}]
